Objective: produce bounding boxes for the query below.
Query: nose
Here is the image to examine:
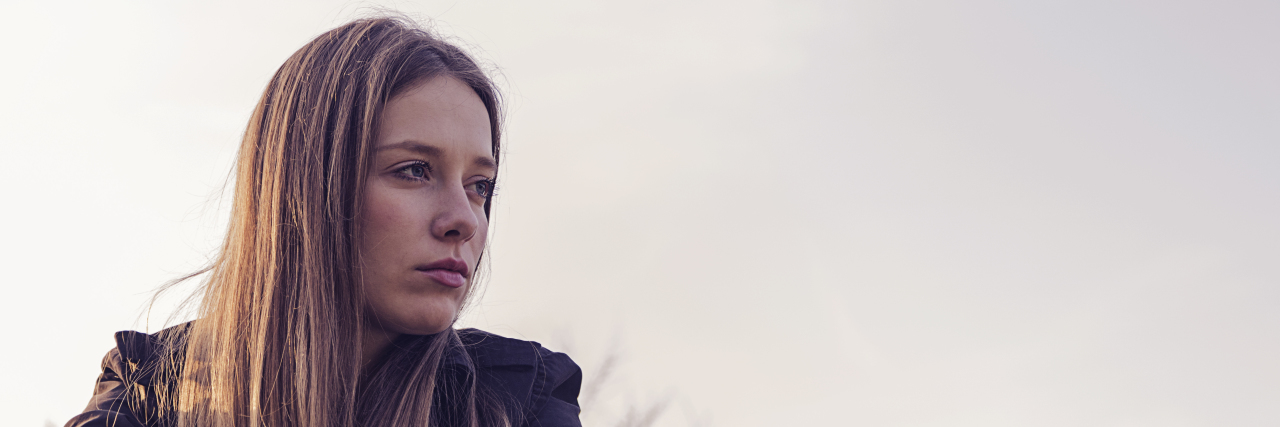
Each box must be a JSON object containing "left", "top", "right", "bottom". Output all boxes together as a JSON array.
[{"left": 430, "top": 185, "right": 481, "bottom": 243}]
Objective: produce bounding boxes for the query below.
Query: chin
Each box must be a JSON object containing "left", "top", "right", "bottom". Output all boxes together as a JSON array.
[
  {"left": 398, "top": 310, "right": 459, "bottom": 336},
  {"left": 367, "top": 293, "right": 464, "bottom": 336},
  {"left": 413, "top": 322, "right": 454, "bottom": 335}
]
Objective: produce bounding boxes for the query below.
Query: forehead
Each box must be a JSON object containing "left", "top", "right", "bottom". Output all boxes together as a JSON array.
[{"left": 377, "top": 76, "right": 493, "bottom": 158}]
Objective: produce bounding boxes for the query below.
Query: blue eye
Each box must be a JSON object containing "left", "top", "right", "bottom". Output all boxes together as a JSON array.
[
  {"left": 471, "top": 180, "right": 495, "bottom": 198},
  {"left": 394, "top": 162, "right": 431, "bottom": 180}
]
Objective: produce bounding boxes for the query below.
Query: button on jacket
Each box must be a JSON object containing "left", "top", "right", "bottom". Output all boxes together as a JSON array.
[{"left": 65, "top": 324, "right": 583, "bottom": 427}]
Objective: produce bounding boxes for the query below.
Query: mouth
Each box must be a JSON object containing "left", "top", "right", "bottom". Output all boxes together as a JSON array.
[{"left": 415, "top": 258, "right": 469, "bottom": 288}]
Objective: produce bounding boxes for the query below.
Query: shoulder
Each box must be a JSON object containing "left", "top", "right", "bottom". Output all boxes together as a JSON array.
[
  {"left": 65, "top": 324, "right": 188, "bottom": 427},
  {"left": 113, "top": 323, "right": 189, "bottom": 378},
  {"left": 456, "top": 329, "right": 583, "bottom": 427}
]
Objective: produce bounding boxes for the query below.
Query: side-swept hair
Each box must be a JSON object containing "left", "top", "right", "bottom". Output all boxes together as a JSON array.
[{"left": 157, "top": 16, "right": 506, "bottom": 427}]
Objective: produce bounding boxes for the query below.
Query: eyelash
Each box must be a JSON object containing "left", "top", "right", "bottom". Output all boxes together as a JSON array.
[
  {"left": 392, "top": 161, "right": 433, "bottom": 181},
  {"left": 392, "top": 161, "right": 496, "bottom": 199},
  {"left": 470, "top": 179, "right": 497, "bottom": 199}
]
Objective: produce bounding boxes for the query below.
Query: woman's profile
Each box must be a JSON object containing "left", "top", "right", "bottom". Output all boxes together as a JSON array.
[{"left": 65, "top": 16, "right": 581, "bottom": 427}]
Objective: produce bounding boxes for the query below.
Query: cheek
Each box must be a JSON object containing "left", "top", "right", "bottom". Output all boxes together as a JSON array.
[
  {"left": 363, "top": 188, "right": 402, "bottom": 235},
  {"left": 361, "top": 186, "right": 421, "bottom": 248},
  {"left": 358, "top": 187, "right": 426, "bottom": 293},
  {"left": 471, "top": 209, "right": 490, "bottom": 249}
]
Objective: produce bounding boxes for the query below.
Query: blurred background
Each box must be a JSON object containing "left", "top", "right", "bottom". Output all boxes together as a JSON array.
[{"left": 2, "top": 0, "right": 1277, "bottom": 426}]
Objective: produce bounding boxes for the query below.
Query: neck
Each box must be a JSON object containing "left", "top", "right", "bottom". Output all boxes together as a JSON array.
[{"left": 361, "top": 325, "right": 400, "bottom": 368}]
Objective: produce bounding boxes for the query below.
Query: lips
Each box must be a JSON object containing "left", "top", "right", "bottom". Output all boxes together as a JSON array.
[{"left": 415, "top": 258, "right": 469, "bottom": 288}]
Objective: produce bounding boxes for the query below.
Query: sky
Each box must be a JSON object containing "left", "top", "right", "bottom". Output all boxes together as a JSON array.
[{"left": 1, "top": 1, "right": 1277, "bottom": 426}]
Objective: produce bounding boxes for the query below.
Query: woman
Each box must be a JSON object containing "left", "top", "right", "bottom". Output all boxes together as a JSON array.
[{"left": 65, "top": 16, "right": 581, "bottom": 427}]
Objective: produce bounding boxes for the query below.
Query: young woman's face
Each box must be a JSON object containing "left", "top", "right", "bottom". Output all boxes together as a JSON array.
[{"left": 360, "top": 76, "right": 494, "bottom": 337}]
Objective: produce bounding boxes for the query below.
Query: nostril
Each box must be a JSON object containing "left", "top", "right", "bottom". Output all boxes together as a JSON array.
[{"left": 444, "top": 230, "right": 460, "bottom": 237}]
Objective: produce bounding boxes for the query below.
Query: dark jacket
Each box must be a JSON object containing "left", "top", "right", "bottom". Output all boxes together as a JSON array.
[{"left": 65, "top": 325, "right": 582, "bottom": 427}]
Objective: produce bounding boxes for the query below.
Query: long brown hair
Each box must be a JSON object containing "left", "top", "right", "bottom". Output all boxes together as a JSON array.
[{"left": 156, "top": 16, "right": 506, "bottom": 427}]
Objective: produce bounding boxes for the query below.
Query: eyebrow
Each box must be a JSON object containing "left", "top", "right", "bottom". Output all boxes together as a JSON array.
[
  {"left": 472, "top": 156, "right": 497, "bottom": 171},
  {"left": 378, "top": 141, "right": 497, "bottom": 171},
  {"left": 378, "top": 141, "right": 442, "bottom": 156}
]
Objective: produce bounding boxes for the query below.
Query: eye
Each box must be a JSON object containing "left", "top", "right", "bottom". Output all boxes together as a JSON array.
[
  {"left": 393, "top": 161, "right": 432, "bottom": 181},
  {"left": 469, "top": 179, "right": 495, "bottom": 198}
]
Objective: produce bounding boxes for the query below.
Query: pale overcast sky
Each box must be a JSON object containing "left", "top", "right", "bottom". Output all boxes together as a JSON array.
[{"left": 2, "top": 1, "right": 1277, "bottom": 426}]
